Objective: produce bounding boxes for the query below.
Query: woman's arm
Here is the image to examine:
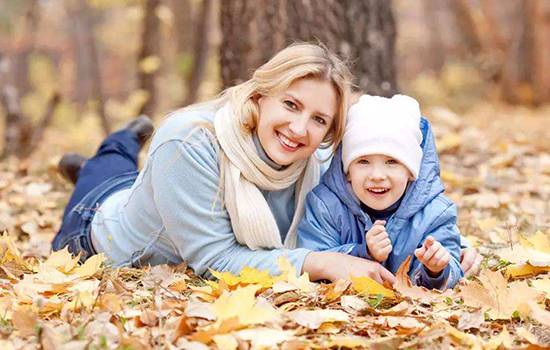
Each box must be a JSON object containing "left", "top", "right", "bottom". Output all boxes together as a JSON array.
[
  {"left": 150, "top": 136, "right": 311, "bottom": 279},
  {"left": 303, "top": 251, "right": 395, "bottom": 284}
]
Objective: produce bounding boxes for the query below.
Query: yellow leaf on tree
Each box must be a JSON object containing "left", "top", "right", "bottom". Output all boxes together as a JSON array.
[
  {"left": 139, "top": 56, "right": 161, "bottom": 74},
  {"left": 72, "top": 254, "right": 106, "bottom": 277},
  {"left": 44, "top": 247, "right": 80, "bottom": 273},
  {"left": 351, "top": 275, "right": 395, "bottom": 298}
]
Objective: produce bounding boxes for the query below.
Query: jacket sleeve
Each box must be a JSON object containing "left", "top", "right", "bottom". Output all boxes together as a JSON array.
[
  {"left": 297, "top": 190, "right": 371, "bottom": 259},
  {"left": 150, "top": 136, "right": 311, "bottom": 280},
  {"left": 409, "top": 201, "right": 464, "bottom": 289}
]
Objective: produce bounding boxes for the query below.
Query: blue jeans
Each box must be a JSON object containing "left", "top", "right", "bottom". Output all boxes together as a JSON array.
[{"left": 52, "top": 130, "right": 140, "bottom": 261}]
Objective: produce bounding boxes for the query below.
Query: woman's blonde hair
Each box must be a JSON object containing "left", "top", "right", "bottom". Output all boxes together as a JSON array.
[{"left": 189, "top": 43, "right": 353, "bottom": 151}]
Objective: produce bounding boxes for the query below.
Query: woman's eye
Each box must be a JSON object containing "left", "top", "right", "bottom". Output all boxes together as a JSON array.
[
  {"left": 284, "top": 100, "right": 297, "bottom": 110},
  {"left": 313, "top": 116, "right": 326, "bottom": 125}
]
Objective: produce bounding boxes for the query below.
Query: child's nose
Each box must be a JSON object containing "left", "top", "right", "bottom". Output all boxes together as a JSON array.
[{"left": 368, "top": 167, "right": 388, "bottom": 181}]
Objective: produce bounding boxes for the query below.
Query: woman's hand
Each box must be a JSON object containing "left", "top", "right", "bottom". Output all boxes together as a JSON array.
[
  {"left": 460, "top": 247, "right": 483, "bottom": 277},
  {"left": 302, "top": 251, "right": 396, "bottom": 285},
  {"left": 365, "top": 220, "right": 392, "bottom": 262}
]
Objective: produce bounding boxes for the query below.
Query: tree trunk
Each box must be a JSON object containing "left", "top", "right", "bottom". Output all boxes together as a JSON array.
[
  {"left": 68, "top": 0, "right": 111, "bottom": 134},
  {"left": 138, "top": 0, "right": 161, "bottom": 117},
  {"left": 220, "top": 0, "right": 256, "bottom": 87},
  {"left": 450, "top": 0, "right": 484, "bottom": 55},
  {"left": 422, "top": 0, "right": 446, "bottom": 74},
  {"left": 340, "top": 0, "right": 398, "bottom": 96},
  {"left": 184, "top": 0, "right": 213, "bottom": 106},
  {"left": 530, "top": 0, "right": 550, "bottom": 104},
  {"left": 219, "top": 0, "right": 398, "bottom": 96},
  {"left": 171, "top": 0, "right": 195, "bottom": 54}
]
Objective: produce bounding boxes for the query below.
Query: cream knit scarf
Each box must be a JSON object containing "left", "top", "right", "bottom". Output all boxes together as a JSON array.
[{"left": 214, "top": 102, "right": 319, "bottom": 250}]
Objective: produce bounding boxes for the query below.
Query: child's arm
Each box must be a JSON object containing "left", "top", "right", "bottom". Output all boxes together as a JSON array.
[
  {"left": 297, "top": 191, "right": 371, "bottom": 258},
  {"left": 410, "top": 202, "right": 463, "bottom": 290}
]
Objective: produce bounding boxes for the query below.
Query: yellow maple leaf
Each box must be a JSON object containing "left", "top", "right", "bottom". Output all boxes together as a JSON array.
[
  {"left": 519, "top": 230, "right": 550, "bottom": 253},
  {"left": 72, "top": 254, "right": 106, "bottom": 277},
  {"left": 276, "top": 255, "right": 311, "bottom": 293},
  {"left": 531, "top": 277, "right": 550, "bottom": 296},
  {"left": 212, "top": 284, "right": 275, "bottom": 326},
  {"left": 209, "top": 265, "right": 278, "bottom": 290},
  {"left": 476, "top": 217, "right": 499, "bottom": 232},
  {"left": 64, "top": 291, "right": 95, "bottom": 311},
  {"left": 350, "top": 275, "right": 395, "bottom": 298},
  {"left": 460, "top": 269, "right": 544, "bottom": 320},
  {"left": 505, "top": 264, "right": 550, "bottom": 278},
  {"left": 44, "top": 247, "right": 80, "bottom": 273}
]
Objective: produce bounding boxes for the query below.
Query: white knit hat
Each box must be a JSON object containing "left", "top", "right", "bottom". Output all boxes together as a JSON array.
[{"left": 342, "top": 94, "right": 423, "bottom": 179}]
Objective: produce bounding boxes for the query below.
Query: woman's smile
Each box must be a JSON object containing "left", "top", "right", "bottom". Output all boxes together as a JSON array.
[{"left": 276, "top": 131, "right": 303, "bottom": 151}]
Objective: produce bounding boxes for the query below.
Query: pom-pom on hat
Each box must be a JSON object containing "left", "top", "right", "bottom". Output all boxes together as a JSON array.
[{"left": 342, "top": 94, "right": 423, "bottom": 179}]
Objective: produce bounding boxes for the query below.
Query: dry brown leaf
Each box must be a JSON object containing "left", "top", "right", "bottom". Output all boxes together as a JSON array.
[
  {"left": 457, "top": 310, "right": 484, "bottom": 330},
  {"left": 12, "top": 310, "right": 38, "bottom": 338},
  {"left": 394, "top": 255, "right": 456, "bottom": 303}
]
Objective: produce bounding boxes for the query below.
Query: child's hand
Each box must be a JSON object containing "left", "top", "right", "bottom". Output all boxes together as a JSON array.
[
  {"left": 414, "top": 236, "right": 450, "bottom": 276},
  {"left": 365, "top": 220, "right": 392, "bottom": 262}
]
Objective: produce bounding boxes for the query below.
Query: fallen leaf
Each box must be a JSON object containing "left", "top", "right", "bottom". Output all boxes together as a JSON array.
[
  {"left": 394, "top": 255, "right": 455, "bottom": 303},
  {"left": 351, "top": 275, "right": 395, "bottom": 298},
  {"left": 72, "top": 254, "right": 106, "bottom": 277},
  {"left": 457, "top": 310, "right": 484, "bottom": 330},
  {"left": 531, "top": 276, "right": 550, "bottom": 295},
  {"left": 12, "top": 310, "right": 38, "bottom": 337},
  {"left": 286, "top": 309, "right": 348, "bottom": 330},
  {"left": 44, "top": 247, "right": 80, "bottom": 273}
]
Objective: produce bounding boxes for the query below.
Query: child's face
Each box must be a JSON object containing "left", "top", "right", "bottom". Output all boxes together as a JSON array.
[{"left": 347, "top": 154, "right": 414, "bottom": 210}]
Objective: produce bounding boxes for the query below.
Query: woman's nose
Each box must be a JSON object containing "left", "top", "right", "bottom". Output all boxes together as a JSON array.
[{"left": 288, "top": 115, "right": 308, "bottom": 138}]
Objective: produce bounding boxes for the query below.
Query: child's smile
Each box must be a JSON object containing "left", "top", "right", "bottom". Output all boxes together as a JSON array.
[{"left": 347, "top": 154, "right": 414, "bottom": 210}]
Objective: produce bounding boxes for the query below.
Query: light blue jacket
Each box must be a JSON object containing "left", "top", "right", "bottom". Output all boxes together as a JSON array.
[
  {"left": 91, "top": 107, "right": 314, "bottom": 279},
  {"left": 297, "top": 117, "right": 464, "bottom": 289}
]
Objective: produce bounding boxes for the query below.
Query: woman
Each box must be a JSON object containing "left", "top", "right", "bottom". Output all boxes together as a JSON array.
[{"left": 53, "top": 43, "right": 482, "bottom": 283}]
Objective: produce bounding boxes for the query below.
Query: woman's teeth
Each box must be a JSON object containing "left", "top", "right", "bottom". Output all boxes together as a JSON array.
[{"left": 278, "top": 133, "right": 299, "bottom": 148}]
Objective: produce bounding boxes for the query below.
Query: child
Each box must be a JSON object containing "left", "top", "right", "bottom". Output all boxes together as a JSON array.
[{"left": 297, "top": 94, "right": 463, "bottom": 289}]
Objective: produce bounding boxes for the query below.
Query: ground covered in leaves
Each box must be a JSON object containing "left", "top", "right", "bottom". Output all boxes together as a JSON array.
[{"left": 0, "top": 103, "right": 549, "bottom": 349}]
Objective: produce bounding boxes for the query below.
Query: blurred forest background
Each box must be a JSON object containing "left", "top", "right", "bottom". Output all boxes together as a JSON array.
[
  {"left": 0, "top": 0, "right": 548, "bottom": 162},
  {"left": 0, "top": 2, "right": 549, "bottom": 348}
]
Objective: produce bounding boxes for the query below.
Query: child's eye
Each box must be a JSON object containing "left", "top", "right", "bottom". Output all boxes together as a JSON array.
[
  {"left": 284, "top": 100, "right": 298, "bottom": 110},
  {"left": 313, "top": 116, "right": 326, "bottom": 125},
  {"left": 386, "top": 159, "right": 398, "bottom": 165},
  {"left": 357, "top": 159, "right": 370, "bottom": 165}
]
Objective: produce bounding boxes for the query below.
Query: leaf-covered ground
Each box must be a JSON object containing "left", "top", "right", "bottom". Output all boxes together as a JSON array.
[{"left": 0, "top": 103, "right": 549, "bottom": 349}]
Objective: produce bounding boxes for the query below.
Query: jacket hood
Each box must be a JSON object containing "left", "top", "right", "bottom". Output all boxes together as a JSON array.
[{"left": 321, "top": 117, "right": 444, "bottom": 221}]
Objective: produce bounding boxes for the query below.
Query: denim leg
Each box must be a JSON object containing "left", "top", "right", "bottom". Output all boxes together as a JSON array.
[{"left": 61, "top": 129, "right": 140, "bottom": 223}]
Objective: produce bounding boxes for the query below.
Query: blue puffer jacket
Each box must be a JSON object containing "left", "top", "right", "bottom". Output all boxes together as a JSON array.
[{"left": 297, "top": 117, "right": 463, "bottom": 289}]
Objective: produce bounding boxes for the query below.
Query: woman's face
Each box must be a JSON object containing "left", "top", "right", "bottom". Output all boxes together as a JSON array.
[{"left": 256, "top": 78, "right": 338, "bottom": 166}]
